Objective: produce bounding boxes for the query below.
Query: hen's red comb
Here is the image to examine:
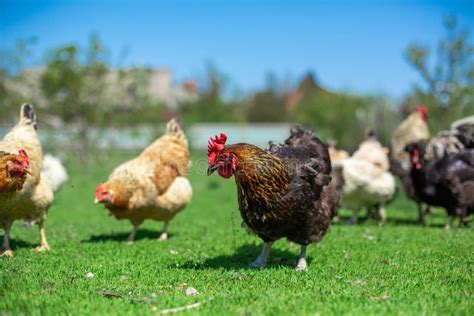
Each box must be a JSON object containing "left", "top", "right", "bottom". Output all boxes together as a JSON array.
[{"left": 208, "top": 133, "right": 227, "bottom": 164}]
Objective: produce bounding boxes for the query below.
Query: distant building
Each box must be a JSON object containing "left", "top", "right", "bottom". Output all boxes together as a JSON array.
[
  {"left": 106, "top": 68, "right": 198, "bottom": 109},
  {"left": 285, "top": 72, "right": 333, "bottom": 111}
]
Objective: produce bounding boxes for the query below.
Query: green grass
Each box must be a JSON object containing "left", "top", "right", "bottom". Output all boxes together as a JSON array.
[{"left": 1, "top": 151, "right": 473, "bottom": 315}]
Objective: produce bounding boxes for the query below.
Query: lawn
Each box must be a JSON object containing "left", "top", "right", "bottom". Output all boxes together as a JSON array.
[{"left": 0, "top": 151, "right": 473, "bottom": 315}]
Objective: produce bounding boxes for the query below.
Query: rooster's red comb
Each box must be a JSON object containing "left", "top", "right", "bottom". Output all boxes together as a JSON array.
[
  {"left": 18, "top": 149, "right": 29, "bottom": 168},
  {"left": 415, "top": 105, "right": 428, "bottom": 114},
  {"left": 208, "top": 133, "right": 227, "bottom": 164},
  {"left": 415, "top": 105, "right": 428, "bottom": 121}
]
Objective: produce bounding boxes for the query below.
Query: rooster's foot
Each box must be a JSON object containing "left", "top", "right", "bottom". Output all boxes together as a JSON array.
[
  {"left": 0, "top": 249, "right": 13, "bottom": 257},
  {"left": 35, "top": 244, "right": 50, "bottom": 252}
]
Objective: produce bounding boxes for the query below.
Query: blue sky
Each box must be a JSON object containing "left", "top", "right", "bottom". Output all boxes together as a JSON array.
[{"left": 1, "top": 0, "right": 473, "bottom": 99}]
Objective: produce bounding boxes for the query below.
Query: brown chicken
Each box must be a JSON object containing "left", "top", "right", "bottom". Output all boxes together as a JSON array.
[
  {"left": 0, "top": 104, "right": 53, "bottom": 257},
  {"left": 95, "top": 119, "right": 192, "bottom": 243},
  {"left": 207, "top": 126, "right": 339, "bottom": 270}
]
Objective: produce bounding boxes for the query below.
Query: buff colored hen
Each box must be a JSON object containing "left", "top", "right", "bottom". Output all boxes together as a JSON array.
[
  {"left": 95, "top": 119, "right": 192, "bottom": 243},
  {"left": 0, "top": 104, "right": 53, "bottom": 257}
]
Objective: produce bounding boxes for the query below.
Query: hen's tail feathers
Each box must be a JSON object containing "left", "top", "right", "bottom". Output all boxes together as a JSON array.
[
  {"left": 165, "top": 118, "right": 188, "bottom": 147},
  {"left": 366, "top": 129, "right": 377, "bottom": 140},
  {"left": 41, "top": 154, "right": 69, "bottom": 192},
  {"left": 20, "top": 103, "right": 37, "bottom": 129},
  {"left": 286, "top": 125, "right": 332, "bottom": 176}
]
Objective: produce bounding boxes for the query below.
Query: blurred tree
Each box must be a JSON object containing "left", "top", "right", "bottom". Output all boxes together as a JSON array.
[
  {"left": 245, "top": 72, "right": 288, "bottom": 122},
  {"left": 179, "top": 63, "right": 242, "bottom": 123},
  {"left": 293, "top": 93, "right": 379, "bottom": 150},
  {"left": 404, "top": 16, "right": 473, "bottom": 132},
  {"left": 40, "top": 33, "right": 111, "bottom": 161},
  {"left": 0, "top": 38, "right": 38, "bottom": 124}
]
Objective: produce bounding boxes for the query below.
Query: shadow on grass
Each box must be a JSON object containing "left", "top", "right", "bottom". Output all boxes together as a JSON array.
[
  {"left": 6, "top": 238, "right": 36, "bottom": 250},
  {"left": 83, "top": 228, "right": 173, "bottom": 243},
  {"left": 178, "top": 243, "right": 307, "bottom": 270},
  {"left": 334, "top": 214, "right": 447, "bottom": 228}
]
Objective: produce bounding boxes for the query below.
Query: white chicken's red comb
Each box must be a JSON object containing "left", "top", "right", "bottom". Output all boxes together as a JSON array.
[
  {"left": 208, "top": 133, "right": 227, "bottom": 164},
  {"left": 18, "top": 149, "right": 29, "bottom": 168}
]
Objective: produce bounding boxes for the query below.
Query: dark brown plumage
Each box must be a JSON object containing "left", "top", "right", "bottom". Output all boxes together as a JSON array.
[
  {"left": 389, "top": 156, "right": 431, "bottom": 223},
  {"left": 207, "top": 126, "right": 339, "bottom": 270},
  {"left": 405, "top": 142, "right": 474, "bottom": 228}
]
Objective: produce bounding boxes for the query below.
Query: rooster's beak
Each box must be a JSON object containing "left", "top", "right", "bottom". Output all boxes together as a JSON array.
[{"left": 207, "top": 165, "right": 217, "bottom": 176}]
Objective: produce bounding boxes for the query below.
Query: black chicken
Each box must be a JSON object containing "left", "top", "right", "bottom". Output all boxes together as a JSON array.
[{"left": 405, "top": 142, "right": 474, "bottom": 228}]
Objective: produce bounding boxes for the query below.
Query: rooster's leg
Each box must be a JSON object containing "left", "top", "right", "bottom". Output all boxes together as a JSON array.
[
  {"left": 158, "top": 221, "right": 169, "bottom": 241},
  {"left": 127, "top": 224, "right": 139, "bottom": 244},
  {"left": 35, "top": 222, "right": 50, "bottom": 252},
  {"left": 1, "top": 225, "right": 13, "bottom": 257},
  {"left": 295, "top": 245, "right": 308, "bottom": 271},
  {"left": 249, "top": 242, "right": 272, "bottom": 268}
]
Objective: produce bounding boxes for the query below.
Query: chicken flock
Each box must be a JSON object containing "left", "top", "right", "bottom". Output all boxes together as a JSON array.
[{"left": 1, "top": 103, "right": 473, "bottom": 270}]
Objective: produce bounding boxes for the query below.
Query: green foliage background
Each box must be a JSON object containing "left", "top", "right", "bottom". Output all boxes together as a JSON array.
[{"left": 0, "top": 17, "right": 473, "bottom": 152}]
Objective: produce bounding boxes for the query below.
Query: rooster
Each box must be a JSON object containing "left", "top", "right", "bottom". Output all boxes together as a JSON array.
[
  {"left": 390, "top": 106, "right": 431, "bottom": 222},
  {"left": 0, "top": 104, "right": 53, "bottom": 257},
  {"left": 391, "top": 106, "right": 430, "bottom": 166},
  {"left": 207, "top": 126, "right": 339, "bottom": 271},
  {"left": 95, "top": 119, "right": 192, "bottom": 243}
]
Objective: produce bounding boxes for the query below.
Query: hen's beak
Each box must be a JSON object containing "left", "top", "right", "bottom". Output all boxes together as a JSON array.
[
  {"left": 94, "top": 197, "right": 99, "bottom": 204},
  {"left": 207, "top": 165, "right": 217, "bottom": 176}
]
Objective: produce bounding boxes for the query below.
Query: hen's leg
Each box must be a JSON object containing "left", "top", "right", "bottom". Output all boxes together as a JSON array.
[
  {"left": 35, "top": 222, "right": 50, "bottom": 252},
  {"left": 126, "top": 224, "right": 140, "bottom": 244},
  {"left": 348, "top": 208, "right": 359, "bottom": 225},
  {"left": 416, "top": 202, "right": 426, "bottom": 224},
  {"left": 295, "top": 245, "right": 308, "bottom": 271},
  {"left": 249, "top": 242, "right": 272, "bottom": 268},
  {"left": 445, "top": 216, "right": 455, "bottom": 230},
  {"left": 426, "top": 205, "right": 434, "bottom": 215},
  {"left": 158, "top": 221, "right": 169, "bottom": 241},
  {"left": 1, "top": 225, "right": 13, "bottom": 257},
  {"left": 378, "top": 204, "right": 387, "bottom": 223},
  {"left": 459, "top": 208, "right": 469, "bottom": 227}
]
